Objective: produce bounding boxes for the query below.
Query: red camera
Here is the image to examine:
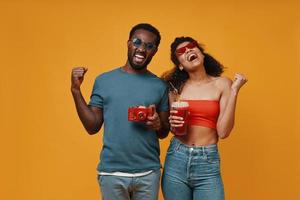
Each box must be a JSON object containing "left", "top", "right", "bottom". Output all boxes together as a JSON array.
[{"left": 128, "top": 106, "right": 154, "bottom": 122}]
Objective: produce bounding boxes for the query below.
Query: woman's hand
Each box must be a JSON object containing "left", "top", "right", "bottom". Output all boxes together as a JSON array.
[
  {"left": 169, "top": 110, "right": 185, "bottom": 133},
  {"left": 231, "top": 73, "right": 248, "bottom": 94}
]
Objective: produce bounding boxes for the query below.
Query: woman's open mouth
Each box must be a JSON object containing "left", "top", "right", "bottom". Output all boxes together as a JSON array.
[{"left": 187, "top": 53, "right": 198, "bottom": 62}]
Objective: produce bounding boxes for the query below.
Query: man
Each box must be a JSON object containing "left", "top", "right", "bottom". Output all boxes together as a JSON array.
[{"left": 71, "top": 23, "right": 169, "bottom": 200}]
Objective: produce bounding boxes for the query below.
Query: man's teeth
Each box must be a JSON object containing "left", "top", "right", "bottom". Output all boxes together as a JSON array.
[
  {"left": 135, "top": 54, "right": 145, "bottom": 59},
  {"left": 134, "top": 54, "right": 145, "bottom": 63}
]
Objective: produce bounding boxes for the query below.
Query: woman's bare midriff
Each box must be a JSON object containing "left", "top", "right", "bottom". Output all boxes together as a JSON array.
[{"left": 175, "top": 125, "right": 219, "bottom": 146}]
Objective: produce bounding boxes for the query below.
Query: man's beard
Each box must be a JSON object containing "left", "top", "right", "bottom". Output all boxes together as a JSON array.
[{"left": 128, "top": 52, "right": 152, "bottom": 70}]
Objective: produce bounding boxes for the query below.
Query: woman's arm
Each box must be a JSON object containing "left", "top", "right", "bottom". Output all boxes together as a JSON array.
[{"left": 216, "top": 74, "right": 247, "bottom": 139}]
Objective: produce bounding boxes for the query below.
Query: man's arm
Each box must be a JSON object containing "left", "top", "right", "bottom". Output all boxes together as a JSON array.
[
  {"left": 71, "top": 67, "right": 103, "bottom": 135},
  {"left": 156, "top": 111, "right": 170, "bottom": 139}
]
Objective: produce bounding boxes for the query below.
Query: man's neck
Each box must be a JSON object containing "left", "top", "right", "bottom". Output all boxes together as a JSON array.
[{"left": 122, "top": 62, "right": 148, "bottom": 74}]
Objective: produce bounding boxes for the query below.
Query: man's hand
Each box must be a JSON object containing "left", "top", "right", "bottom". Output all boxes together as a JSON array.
[
  {"left": 146, "top": 105, "right": 161, "bottom": 131},
  {"left": 71, "top": 67, "right": 88, "bottom": 92}
]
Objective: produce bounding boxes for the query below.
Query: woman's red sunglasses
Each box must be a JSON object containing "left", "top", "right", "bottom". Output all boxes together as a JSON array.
[{"left": 175, "top": 41, "right": 198, "bottom": 55}]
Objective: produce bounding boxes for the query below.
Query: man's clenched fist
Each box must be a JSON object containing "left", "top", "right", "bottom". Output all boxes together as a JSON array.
[{"left": 71, "top": 67, "right": 88, "bottom": 91}]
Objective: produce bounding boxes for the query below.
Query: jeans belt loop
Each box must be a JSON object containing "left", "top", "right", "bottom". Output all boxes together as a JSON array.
[
  {"left": 175, "top": 140, "right": 180, "bottom": 152},
  {"left": 202, "top": 146, "right": 207, "bottom": 157}
]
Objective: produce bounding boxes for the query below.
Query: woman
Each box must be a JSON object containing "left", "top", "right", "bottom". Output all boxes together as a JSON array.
[{"left": 161, "top": 36, "right": 247, "bottom": 200}]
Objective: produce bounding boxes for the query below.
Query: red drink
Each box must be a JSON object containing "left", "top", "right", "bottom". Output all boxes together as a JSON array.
[{"left": 171, "top": 101, "right": 189, "bottom": 135}]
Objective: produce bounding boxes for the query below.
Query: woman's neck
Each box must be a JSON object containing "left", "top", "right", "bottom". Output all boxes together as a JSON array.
[{"left": 187, "top": 66, "right": 210, "bottom": 83}]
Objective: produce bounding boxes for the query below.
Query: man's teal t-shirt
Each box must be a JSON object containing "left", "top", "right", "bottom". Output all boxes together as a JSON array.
[{"left": 89, "top": 68, "right": 169, "bottom": 173}]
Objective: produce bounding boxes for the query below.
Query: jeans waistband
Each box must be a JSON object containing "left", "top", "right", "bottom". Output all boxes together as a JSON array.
[{"left": 171, "top": 136, "right": 218, "bottom": 155}]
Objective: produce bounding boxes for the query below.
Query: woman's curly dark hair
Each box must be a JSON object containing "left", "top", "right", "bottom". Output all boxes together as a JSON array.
[{"left": 161, "top": 37, "right": 224, "bottom": 94}]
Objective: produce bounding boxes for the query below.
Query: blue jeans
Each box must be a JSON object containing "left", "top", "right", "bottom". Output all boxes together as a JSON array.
[
  {"left": 162, "top": 137, "right": 224, "bottom": 200},
  {"left": 97, "top": 169, "right": 161, "bottom": 200}
]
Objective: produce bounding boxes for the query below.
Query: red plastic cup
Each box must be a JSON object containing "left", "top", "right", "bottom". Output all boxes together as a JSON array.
[{"left": 171, "top": 101, "right": 189, "bottom": 136}]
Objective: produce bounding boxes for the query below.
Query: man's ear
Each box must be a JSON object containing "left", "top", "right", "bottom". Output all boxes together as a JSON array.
[
  {"left": 151, "top": 47, "right": 158, "bottom": 55},
  {"left": 127, "top": 40, "right": 130, "bottom": 47}
]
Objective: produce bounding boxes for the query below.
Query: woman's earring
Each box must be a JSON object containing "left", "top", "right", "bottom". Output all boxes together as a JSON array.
[{"left": 179, "top": 65, "right": 184, "bottom": 71}]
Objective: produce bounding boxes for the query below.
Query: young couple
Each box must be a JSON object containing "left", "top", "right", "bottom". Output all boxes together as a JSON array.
[{"left": 71, "top": 23, "right": 247, "bottom": 200}]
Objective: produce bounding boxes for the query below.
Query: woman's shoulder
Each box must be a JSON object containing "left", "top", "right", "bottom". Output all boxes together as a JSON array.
[{"left": 214, "top": 76, "right": 233, "bottom": 89}]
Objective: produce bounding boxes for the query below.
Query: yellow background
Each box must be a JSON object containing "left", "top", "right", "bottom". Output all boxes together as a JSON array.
[{"left": 1, "top": 0, "right": 300, "bottom": 199}]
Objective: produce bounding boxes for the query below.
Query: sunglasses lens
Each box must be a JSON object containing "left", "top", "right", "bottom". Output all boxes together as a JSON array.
[
  {"left": 132, "top": 38, "right": 155, "bottom": 50},
  {"left": 146, "top": 43, "right": 155, "bottom": 50},
  {"left": 187, "top": 41, "right": 197, "bottom": 49},
  {"left": 132, "top": 38, "right": 142, "bottom": 47},
  {"left": 176, "top": 47, "right": 186, "bottom": 55},
  {"left": 176, "top": 41, "right": 197, "bottom": 55}
]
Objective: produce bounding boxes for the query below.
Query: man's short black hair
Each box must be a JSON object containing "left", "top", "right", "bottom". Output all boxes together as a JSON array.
[{"left": 129, "top": 23, "right": 161, "bottom": 47}]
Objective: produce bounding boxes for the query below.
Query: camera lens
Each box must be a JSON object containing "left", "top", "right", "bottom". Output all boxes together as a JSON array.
[{"left": 137, "top": 111, "right": 146, "bottom": 120}]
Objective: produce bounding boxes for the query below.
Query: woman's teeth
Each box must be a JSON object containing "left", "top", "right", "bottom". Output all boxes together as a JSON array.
[{"left": 187, "top": 54, "right": 197, "bottom": 62}]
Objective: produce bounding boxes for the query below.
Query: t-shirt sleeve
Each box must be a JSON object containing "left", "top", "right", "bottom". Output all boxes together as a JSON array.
[
  {"left": 157, "top": 85, "right": 169, "bottom": 112},
  {"left": 88, "top": 77, "right": 104, "bottom": 108}
]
